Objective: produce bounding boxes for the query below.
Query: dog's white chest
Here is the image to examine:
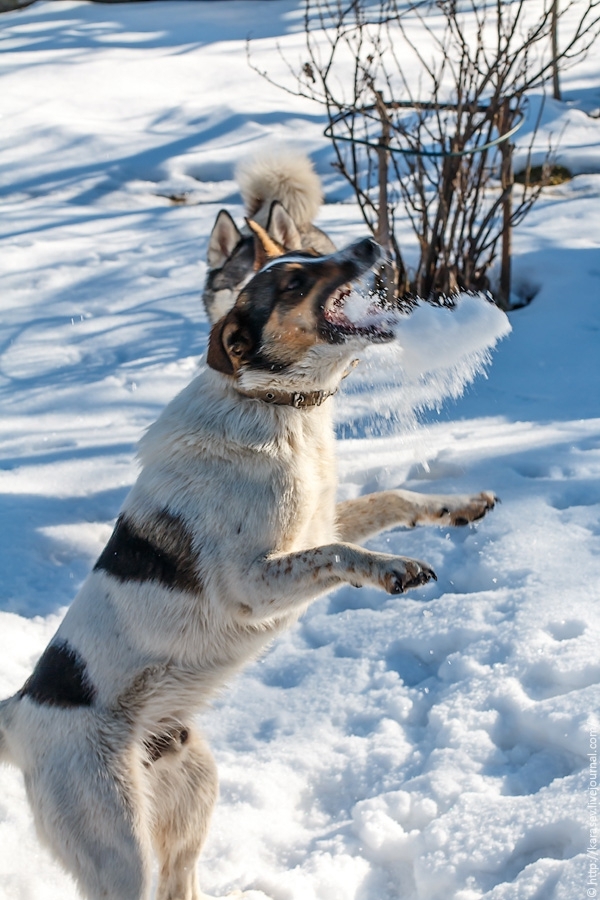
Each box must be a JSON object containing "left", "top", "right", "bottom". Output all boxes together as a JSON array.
[{"left": 267, "top": 409, "right": 338, "bottom": 550}]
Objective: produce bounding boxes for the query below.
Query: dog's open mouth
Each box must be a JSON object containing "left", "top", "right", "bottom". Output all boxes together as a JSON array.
[{"left": 321, "top": 279, "right": 396, "bottom": 343}]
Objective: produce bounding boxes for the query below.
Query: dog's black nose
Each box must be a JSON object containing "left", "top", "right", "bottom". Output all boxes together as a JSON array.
[{"left": 351, "top": 237, "right": 382, "bottom": 266}]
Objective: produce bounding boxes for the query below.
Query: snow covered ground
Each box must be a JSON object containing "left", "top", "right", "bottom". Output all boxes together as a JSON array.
[{"left": 1, "top": 2, "right": 599, "bottom": 899}]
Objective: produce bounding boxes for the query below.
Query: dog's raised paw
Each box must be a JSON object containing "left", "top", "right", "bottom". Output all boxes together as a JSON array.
[
  {"left": 382, "top": 558, "right": 437, "bottom": 594},
  {"left": 436, "top": 491, "right": 498, "bottom": 527}
]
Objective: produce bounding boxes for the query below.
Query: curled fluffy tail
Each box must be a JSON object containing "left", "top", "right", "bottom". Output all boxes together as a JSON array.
[{"left": 236, "top": 150, "right": 324, "bottom": 226}]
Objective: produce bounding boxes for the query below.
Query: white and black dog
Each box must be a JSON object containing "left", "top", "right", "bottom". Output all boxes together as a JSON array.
[{"left": 0, "top": 228, "right": 496, "bottom": 900}]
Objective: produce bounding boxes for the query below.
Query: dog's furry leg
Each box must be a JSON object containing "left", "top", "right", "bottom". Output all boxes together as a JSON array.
[
  {"left": 230, "top": 543, "right": 436, "bottom": 623},
  {"left": 22, "top": 726, "right": 152, "bottom": 900},
  {"left": 336, "top": 490, "right": 497, "bottom": 544},
  {"left": 148, "top": 726, "right": 218, "bottom": 900}
]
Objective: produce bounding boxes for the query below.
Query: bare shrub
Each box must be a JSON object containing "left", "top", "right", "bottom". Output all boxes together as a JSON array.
[{"left": 250, "top": 0, "right": 600, "bottom": 307}]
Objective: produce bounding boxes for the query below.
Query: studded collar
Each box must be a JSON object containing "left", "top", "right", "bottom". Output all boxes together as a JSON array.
[{"left": 233, "top": 385, "right": 337, "bottom": 408}]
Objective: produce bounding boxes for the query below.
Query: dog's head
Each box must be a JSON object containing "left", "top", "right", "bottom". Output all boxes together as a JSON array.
[
  {"left": 207, "top": 224, "right": 393, "bottom": 395},
  {"left": 202, "top": 201, "right": 336, "bottom": 326},
  {"left": 203, "top": 202, "right": 305, "bottom": 326}
]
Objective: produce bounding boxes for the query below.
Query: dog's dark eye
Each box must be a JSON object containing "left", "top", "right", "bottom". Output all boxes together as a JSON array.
[{"left": 284, "top": 272, "right": 305, "bottom": 293}]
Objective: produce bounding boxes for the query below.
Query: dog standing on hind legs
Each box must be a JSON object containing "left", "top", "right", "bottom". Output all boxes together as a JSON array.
[{"left": 0, "top": 230, "right": 496, "bottom": 900}]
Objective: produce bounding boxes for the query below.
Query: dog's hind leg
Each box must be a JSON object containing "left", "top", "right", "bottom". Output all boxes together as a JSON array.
[
  {"left": 336, "top": 489, "right": 497, "bottom": 543},
  {"left": 23, "top": 735, "right": 152, "bottom": 900},
  {"left": 146, "top": 724, "right": 218, "bottom": 900}
]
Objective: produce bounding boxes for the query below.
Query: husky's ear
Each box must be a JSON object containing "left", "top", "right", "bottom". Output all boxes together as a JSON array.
[
  {"left": 207, "top": 309, "right": 253, "bottom": 376},
  {"left": 266, "top": 200, "right": 302, "bottom": 251},
  {"left": 246, "top": 218, "right": 284, "bottom": 271},
  {"left": 207, "top": 210, "right": 243, "bottom": 270}
]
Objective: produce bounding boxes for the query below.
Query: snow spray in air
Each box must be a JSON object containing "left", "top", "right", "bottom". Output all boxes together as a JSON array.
[{"left": 337, "top": 291, "right": 512, "bottom": 435}]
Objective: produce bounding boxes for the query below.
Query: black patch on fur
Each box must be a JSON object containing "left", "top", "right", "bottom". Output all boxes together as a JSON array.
[
  {"left": 94, "top": 512, "right": 203, "bottom": 593},
  {"left": 144, "top": 724, "right": 189, "bottom": 765},
  {"left": 20, "top": 641, "right": 96, "bottom": 708}
]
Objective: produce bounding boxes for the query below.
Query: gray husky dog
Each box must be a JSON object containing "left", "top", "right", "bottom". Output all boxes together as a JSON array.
[{"left": 203, "top": 151, "right": 335, "bottom": 325}]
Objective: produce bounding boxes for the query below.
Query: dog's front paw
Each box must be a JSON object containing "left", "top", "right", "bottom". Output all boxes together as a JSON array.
[
  {"left": 437, "top": 491, "right": 498, "bottom": 527},
  {"left": 379, "top": 556, "right": 437, "bottom": 594}
]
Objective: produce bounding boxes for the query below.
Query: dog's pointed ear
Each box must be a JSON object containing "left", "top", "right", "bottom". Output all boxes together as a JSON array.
[
  {"left": 207, "top": 210, "right": 242, "bottom": 270},
  {"left": 266, "top": 200, "right": 302, "bottom": 251},
  {"left": 207, "top": 309, "right": 253, "bottom": 376},
  {"left": 246, "top": 218, "right": 284, "bottom": 271}
]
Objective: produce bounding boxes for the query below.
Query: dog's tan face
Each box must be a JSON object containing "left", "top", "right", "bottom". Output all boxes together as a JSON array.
[{"left": 207, "top": 230, "right": 393, "bottom": 379}]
